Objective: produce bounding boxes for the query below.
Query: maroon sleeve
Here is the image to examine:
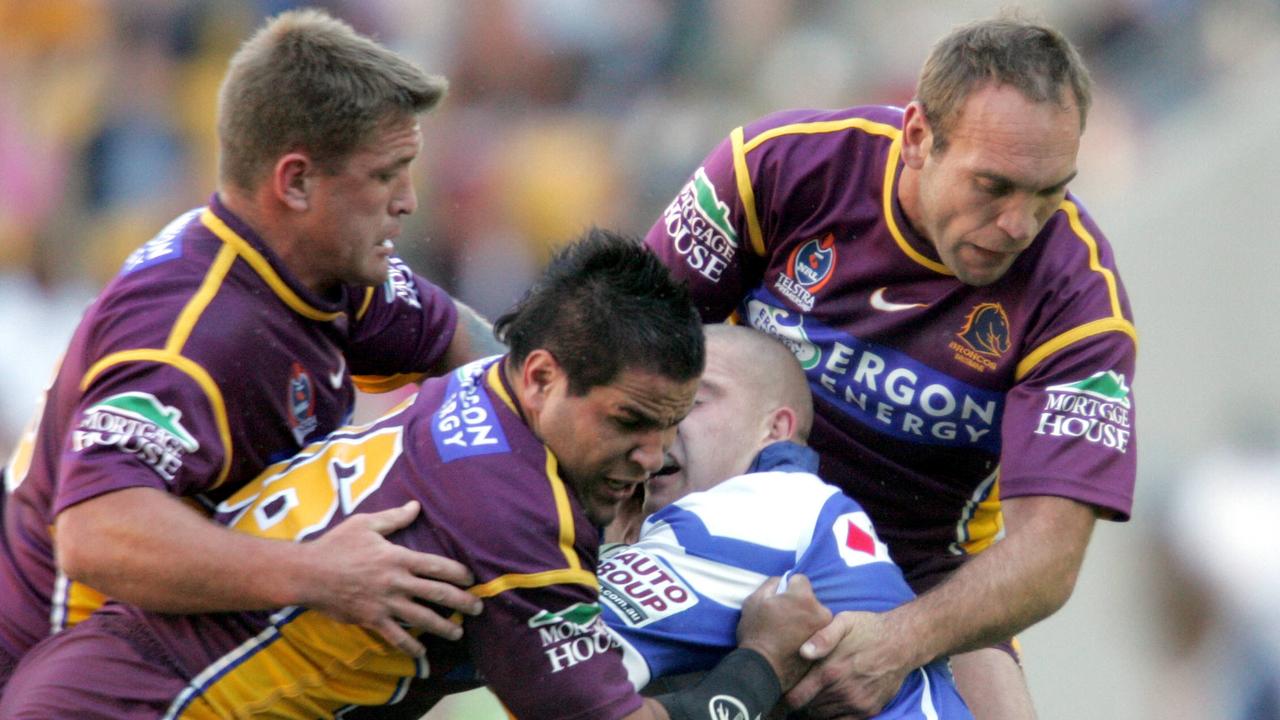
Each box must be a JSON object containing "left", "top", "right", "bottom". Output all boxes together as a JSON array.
[
  {"left": 54, "top": 359, "right": 227, "bottom": 514},
  {"left": 345, "top": 256, "right": 459, "bottom": 381},
  {"left": 643, "top": 133, "right": 761, "bottom": 322}
]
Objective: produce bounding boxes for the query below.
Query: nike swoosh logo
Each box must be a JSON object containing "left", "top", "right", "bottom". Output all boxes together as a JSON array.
[
  {"left": 869, "top": 287, "right": 928, "bottom": 312},
  {"left": 328, "top": 355, "right": 346, "bottom": 389}
]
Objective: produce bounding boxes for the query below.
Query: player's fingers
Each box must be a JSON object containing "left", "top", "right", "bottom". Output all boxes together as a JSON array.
[
  {"left": 364, "top": 501, "right": 421, "bottom": 535},
  {"left": 782, "top": 572, "right": 812, "bottom": 595},
  {"left": 399, "top": 575, "right": 482, "bottom": 617},
  {"left": 785, "top": 664, "right": 827, "bottom": 709},
  {"left": 800, "top": 611, "right": 853, "bottom": 660},
  {"left": 374, "top": 618, "right": 426, "bottom": 658},
  {"left": 749, "top": 575, "right": 782, "bottom": 599},
  {"left": 402, "top": 548, "right": 477, "bottom": 595},
  {"left": 386, "top": 597, "right": 466, "bottom": 642}
]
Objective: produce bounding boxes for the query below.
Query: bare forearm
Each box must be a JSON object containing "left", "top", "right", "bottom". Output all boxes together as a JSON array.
[
  {"left": 56, "top": 487, "right": 322, "bottom": 612},
  {"left": 884, "top": 495, "right": 1097, "bottom": 667},
  {"left": 433, "top": 300, "right": 504, "bottom": 374}
]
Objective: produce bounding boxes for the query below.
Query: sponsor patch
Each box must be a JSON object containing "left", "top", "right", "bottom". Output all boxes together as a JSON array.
[
  {"left": 1035, "top": 370, "right": 1132, "bottom": 453},
  {"left": 71, "top": 392, "right": 199, "bottom": 482},
  {"left": 746, "top": 290, "right": 1004, "bottom": 451},
  {"left": 531, "top": 603, "right": 618, "bottom": 674},
  {"left": 597, "top": 547, "right": 697, "bottom": 628},
  {"left": 120, "top": 208, "right": 200, "bottom": 275},
  {"left": 744, "top": 299, "right": 822, "bottom": 370},
  {"left": 949, "top": 302, "right": 1011, "bottom": 373},
  {"left": 831, "top": 511, "right": 891, "bottom": 567},
  {"left": 287, "top": 363, "right": 319, "bottom": 445},
  {"left": 661, "top": 167, "right": 739, "bottom": 282},
  {"left": 432, "top": 361, "right": 510, "bottom": 462},
  {"left": 774, "top": 234, "right": 838, "bottom": 311},
  {"left": 527, "top": 602, "right": 601, "bottom": 629},
  {"left": 382, "top": 257, "right": 421, "bottom": 309}
]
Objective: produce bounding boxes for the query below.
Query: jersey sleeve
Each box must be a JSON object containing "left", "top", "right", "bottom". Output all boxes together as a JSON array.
[
  {"left": 53, "top": 358, "right": 227, "bottom": 514},
  {"left": 345, "top": 256, "right": 459, "bottom": 393},
  {"left": 998, "top": 327, "right": 1137, "bottom": 519},
  {"left": 643, "top": 132, "right": 765, "bottom": 321},
  {"left": 998, "top": 201, "right": 1138, "bottom": 518},
  {"left": 793, "top": 492, "right": 916, "bottom": 613},
  {"left": 463, "top": 581, "right": 643, "bottom": 720}
]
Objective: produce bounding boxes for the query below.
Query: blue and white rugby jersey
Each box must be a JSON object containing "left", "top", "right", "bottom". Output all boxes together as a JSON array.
[{"left": 598, "top": 442, "right": 972, "bottom": 719}]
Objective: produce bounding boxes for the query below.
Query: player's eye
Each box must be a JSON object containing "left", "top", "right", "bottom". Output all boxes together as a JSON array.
[{"left": 978, "top": 180, "right": 1010, "bottom": 197}]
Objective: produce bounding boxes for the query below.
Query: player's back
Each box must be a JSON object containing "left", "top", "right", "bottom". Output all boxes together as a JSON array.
[{"left": 0, "top": 356, "right": 611, "bottom": 719}]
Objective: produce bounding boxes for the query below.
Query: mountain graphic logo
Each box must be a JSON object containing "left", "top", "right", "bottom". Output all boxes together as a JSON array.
[
  {"left": 692, "top": 168, "right": 738, "bottom": 247},
  {"left": 527, "top": 602, "right": 602, "bottom": 629},
  {"left": 1045, "top": 371, "right": 1131, "bottom": 408},
  {"left": 86, "top": 392, "right": 199, "bottom": 452}
]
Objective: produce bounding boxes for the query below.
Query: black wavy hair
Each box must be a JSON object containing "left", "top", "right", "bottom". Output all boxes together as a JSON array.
[{"left": 495, "top": 228, "right": 704, "bottom": 395}]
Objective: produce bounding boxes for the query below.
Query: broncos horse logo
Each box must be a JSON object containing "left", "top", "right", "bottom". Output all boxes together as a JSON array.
[{"left": 956, "top": 302, "right": 1011, "bottom": 357}]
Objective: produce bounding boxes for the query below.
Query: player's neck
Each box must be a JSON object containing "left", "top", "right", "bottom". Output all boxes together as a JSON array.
[
  {"left": 895, "top": 166, "right": 932, "bottom": 245},
  {"left": 217, "top": 186, "right": 335, "bottom": 297}
]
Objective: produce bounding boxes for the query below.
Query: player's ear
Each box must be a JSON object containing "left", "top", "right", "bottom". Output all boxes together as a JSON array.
[
  {"left": 518, "top": 349, "right": 562, "bottom": 415},
  {"left": 763, "top": 406, "right": 799, "bottom": 444},
  {"left": 274, "top": 152, "right": 312, "bottom": 211},
  {"left": 900, "top": 101, "right": 932, "bottom": 170}
]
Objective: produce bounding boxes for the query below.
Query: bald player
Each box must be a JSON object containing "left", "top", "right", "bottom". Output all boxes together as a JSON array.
[{"left": 599, "top": 325, "right": 973, "bottom": 719}]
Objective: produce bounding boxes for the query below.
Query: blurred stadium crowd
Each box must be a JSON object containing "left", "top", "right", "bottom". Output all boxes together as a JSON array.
[
  {"left": 0, "top": 0, "right": 1261, "bottom": 441},
  {"left": 2, "top": 1, "right": 1278, "bottom": 717}
]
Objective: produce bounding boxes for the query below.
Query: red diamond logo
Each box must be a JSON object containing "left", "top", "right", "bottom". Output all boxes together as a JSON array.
[{"left": 845, "top": 520, "right": 874, "bottom": 555}]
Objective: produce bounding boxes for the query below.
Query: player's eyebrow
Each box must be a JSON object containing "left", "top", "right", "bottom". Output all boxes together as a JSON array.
[
  {"left": 975, "top": 169, "right": 1076, "bottom": 195},
  {"left": 615, "top": 404, "right": 688, "bottom": 430}
]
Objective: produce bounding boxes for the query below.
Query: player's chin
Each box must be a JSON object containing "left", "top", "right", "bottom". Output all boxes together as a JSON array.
[
  {"left": 585, "top": 487, "right": 638, "bottom": 526},
  {"left": 954, "top": 258, "right": 1014, "bottom": 286},
  {"left": 583, "top": 501, "right": 621, "bottom": 528},
  {"left": 354, "top": 257, "right": 391, "bottom": 287}
]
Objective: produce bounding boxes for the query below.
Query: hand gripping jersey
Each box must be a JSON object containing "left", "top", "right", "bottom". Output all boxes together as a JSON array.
[
  {"left": 599, "top": 442, "right": 972, "bottom": 719},
  {"left": 645, "top": 106, "right": 1138, "bottom": 589},
  {"left": 0, "top": 194, "right": 459, "bottom": 685},
  {"left": 0, "top": 357, "right": 644, "bottom": 719}
]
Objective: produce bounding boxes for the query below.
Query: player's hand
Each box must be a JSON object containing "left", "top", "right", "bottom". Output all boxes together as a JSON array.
[
  {"left": 784, "top": 611, "right": 909, "bottom": 719},
  {"left": 737, "top": 574, "right": 833, "bottom": 690},
  {"left": 299, "top": 501, "right": 483, "bottom": 657}
]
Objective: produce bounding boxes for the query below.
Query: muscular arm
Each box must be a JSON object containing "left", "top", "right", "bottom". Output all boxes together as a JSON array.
[
  {"left": 788, "top": 495, "right": 1097, "bottom": 715},
  {"left": 429, "top": 299, "right": 505, "bottom": 375},
  {"left": 56, "top": 487, "right": 482, "bottom": 655}
]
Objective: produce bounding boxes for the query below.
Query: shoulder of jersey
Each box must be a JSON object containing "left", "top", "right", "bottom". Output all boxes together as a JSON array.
[{"left": 671, "top": 471, "right": 839, "bottom": 548}]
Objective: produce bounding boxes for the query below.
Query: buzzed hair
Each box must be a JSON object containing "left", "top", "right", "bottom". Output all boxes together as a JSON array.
[
  {"left": 705, "top": 325, "right": 814, "bottom": 442},
  {"left": 915, "top": 14, "right": 1092, "bottom": 152},
  {"left": 217, "top": 8, "right": 447, "bottom": 190}
]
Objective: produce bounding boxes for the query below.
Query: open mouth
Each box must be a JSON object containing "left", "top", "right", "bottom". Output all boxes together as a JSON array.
[{"left": 651, "top": 454, "right": 682, "bottom": 477}]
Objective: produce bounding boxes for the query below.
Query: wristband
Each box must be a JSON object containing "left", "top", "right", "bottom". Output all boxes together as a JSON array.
[{"left": 655, "top": 647, "right": 782, "bottom": 720}]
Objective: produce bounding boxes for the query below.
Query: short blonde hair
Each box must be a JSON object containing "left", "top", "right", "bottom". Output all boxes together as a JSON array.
[
  {"left": 217, "top": 8, "right": 447, "bottom": 190},
  {"left": 916, "top": 15, "right": 1092, "bottom": 152}
]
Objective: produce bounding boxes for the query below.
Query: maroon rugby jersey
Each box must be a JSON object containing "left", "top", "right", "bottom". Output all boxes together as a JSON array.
[
  {"left": 3, "top": 358, "right": 641, "bottom": 719},
  {"left": 646, "top": 105, "right": 1137, "bottom": 589},
  {"left": 0, "top": 194, "right": 458, "bottom": 677}
]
